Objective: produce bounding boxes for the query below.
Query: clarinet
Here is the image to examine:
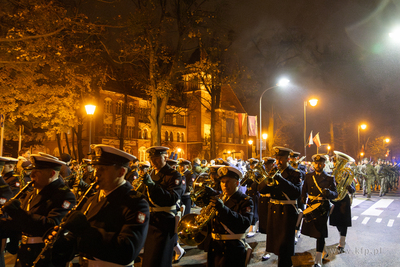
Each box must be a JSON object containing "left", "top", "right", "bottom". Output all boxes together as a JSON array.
[
  {"left": 32, "top": 180, "right": 98, "bottom": 267},
  {"left": 0, "top": 181, "right": 34, "bottom": 215}
]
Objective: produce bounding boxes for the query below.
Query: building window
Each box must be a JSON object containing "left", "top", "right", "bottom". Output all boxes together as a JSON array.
[
  {"left": 104, "top": 98, "right": 112, "bottom": 114},
  {"left": 164, "top": 131, "right": 169, "bottom": 141},
  {"left": 128, "top": 103, "right": 134, "bottom": 116},
  {"left": 164, "top": 114, "right": 173, "bottom": 124},
  {"left": 170, "top": 132, "right": 174, "bottom": 142},
  {"left": 177, "top": 132, "right": 180, "bottom": 142},
  {"left": 116, "top": 101, "right": 123, "bottom": 115},
  {"left": 104, "top": 124, "right": 112, "bottom": 136},
  {"left": 142, "top": 129, "right": 148, "bottom": 139},
  {"left": 115, "top": 125, "right": 121, "bottom": 136},
  {"left": 181, "top": 133, "right": 185, "bottom": 142},
  {"left": 127, "top": 126, "right": 134, "bottom": 139},
  {"left": 176, "top": 114, "right": 185, "bottom": 126}
]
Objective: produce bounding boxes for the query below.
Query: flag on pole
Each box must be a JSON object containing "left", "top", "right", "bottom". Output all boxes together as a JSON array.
[
  {"left": 313, "top": 132, "right": 321, "bottom": 147},
  {"left": 308, "top": 131, "right": 313, "bottom": 147},
  {"left": 248, "top": 116, "right": 257, "bottom": 136}
]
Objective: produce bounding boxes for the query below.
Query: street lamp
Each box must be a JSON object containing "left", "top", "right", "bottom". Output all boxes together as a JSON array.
[
  {"left": 304, "top": 98, "right": 318, "bottom": 159},
  {"left": 248, "top": 139, "right": 253, "bottom": 159},
  {"left": 262, "top": 133, "right": 268, "bottom": 157},
  {"left": 389, "top": 27, "right": 400, "bottom": 42},
  {"left": 259, "top": 78, "right": 290, "bottom": 160},
  {"left": 85, "top": 104, "right": 96, "bottom": 153},
  {"left": 358, "top": 124, "right": 367, "bottom": 162}
]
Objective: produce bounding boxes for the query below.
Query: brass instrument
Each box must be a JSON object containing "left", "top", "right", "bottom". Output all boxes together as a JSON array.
[
  {"left": 0, "top": 181, "right": 34, "bottom": 215},
  {"left": 252, "top": 162, "right": 280, "bottom": 186},
  {"left": 291, "top": 156, "right": 306, "bottom": 169},
  {"left": 332, "top": 151, "right": 355, "bottom": 201},
  {"left": 132, "top": 167, "right": 153, "bottom": 191},
  {"left": 33, "top": 180, "right": 98, "bottom": 267},
  {"left": 177, "top": 192, "right": 221, "bottom": 246}
]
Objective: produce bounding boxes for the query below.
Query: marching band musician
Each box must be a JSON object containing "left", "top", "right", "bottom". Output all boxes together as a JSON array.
[
  {"left": 259, "top": 157, "right": 275, "bottom": 261},
  {"left": 2, "top": 157, "right": 20, "bottom": 196},
  {"left": 301, "top": 154, "right": 338, "bottom": 267},
  {"left": 242, "top": 158, "right": 261, "bottom": 238},
  {"left": 258, "top": 146, "right": 302, "bottom": 267},
  {"left": 140, "top": 146, "right": 184, "bottom": 267},
  {"left": 208, "top": 166, "right": 253, "bottom": 267},
  {"left": 49, "top": 144, "right": 149, "bottom": 267},
  {"left": 0, "top": 157, "right": 14, "bottom": 267},
  {"left": 178, "top": 159, "right": 195, "bottom": 216},
  {"left": 0, "top": 153, "right": 76, "bottom": 267}
]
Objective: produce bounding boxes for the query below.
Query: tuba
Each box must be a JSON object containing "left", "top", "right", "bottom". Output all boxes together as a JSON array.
[
  {"left": 332, "top": 151, "right": 355, "bottom": 201},
  {"left": 177, "top": 175, "right": 219, "bottom": 246}
]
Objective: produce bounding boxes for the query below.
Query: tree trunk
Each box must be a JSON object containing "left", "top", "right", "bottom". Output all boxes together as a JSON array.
[
  {"left": 119, "top": 94, "right": 128, "bottom": 150},
  {"left": 71, "top": 127, "right": 77, "bottom": 160},
  {"left": 56, "top": 133, "right": 62, "bottom": 156},
  {"left": 64, "top": 132, "right": 72, "bottom": 156}
]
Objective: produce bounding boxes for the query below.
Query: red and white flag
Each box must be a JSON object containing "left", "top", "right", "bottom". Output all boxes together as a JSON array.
[
  {"left": 313, "top": 132, "right": 321, "bottom": 147},
  {"left": 308, "top": 131, "right": 313, "bottom": 147}
]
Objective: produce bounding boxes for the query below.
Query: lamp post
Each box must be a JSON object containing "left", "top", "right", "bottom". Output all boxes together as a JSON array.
[
  {"left": 262, "top": 133, "right": 268, "bottom": 157},
  {"left": 85, "top": 104, "right": 96, "bottom": 153},
  {"left": 248, "top": 139, "right": 253, "bottom": 159},
  {"left": 259, "top": 78, "right": 290, "bottom": 160},
  {"left": 358, "top": 124, "right": 367, "bottom": 162},
  {"left": 304, "top": 98, "right": 318, "bottom": 159}
]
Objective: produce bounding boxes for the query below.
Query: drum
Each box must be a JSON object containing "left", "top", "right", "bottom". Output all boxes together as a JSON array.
[{"left": 302, "top": 202, "right": 327, "bottom": 223}]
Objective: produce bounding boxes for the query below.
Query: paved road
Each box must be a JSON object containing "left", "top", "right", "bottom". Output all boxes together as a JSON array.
[{"left": 4, "top": 190, "right": 400, "bottom": 266}]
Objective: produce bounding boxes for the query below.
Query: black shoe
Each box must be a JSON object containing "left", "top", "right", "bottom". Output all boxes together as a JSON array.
[
  {"left": 173, "top": 250, "right": 186, "bottom": 263},
  {"left": 337, "top": 246, "right": 345, "bottom": 254}
]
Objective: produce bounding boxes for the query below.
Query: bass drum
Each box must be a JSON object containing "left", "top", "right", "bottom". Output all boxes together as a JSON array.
[{"left": 303, "top": 202, "right": 327, "bottom": 223}]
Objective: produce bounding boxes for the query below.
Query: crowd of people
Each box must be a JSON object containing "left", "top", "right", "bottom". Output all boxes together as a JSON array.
[{"left": 0, "top": 145, "right": 398, "bottom": 267}]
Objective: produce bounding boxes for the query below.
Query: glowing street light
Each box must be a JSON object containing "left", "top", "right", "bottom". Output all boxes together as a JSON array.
[
  {"left": 259, "top": 78, "right": 290, "bottom": 160},
  {"left": 85, "top": 104, "right": 96, "bottom": 153},
  {"left": 248, "top": 140, "right": 253, "bottom": 145},
  {"left": 358, "top": 123, "right": 367, "bottom": 162},
  {"left": 389, "top": 27, "right": 400, "bottom": 42},
  {"left": 304, "top": 98, "right": 319, "bottom": 159},
  {"left": 385, "top": 138, "right": 390, "bottom": 143}
]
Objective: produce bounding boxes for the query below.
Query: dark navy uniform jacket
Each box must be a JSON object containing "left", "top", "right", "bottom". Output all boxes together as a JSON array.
[{"left": 77, "top": 182, "right": 150, "bottom": 265}]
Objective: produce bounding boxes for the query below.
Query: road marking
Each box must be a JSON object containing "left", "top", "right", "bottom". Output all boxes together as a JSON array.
[
  {"left": 397, "top": 213, "right": 400, "bottom": 218},
  {"left": 351, "top": 198, "right": 366, "bottom": 208},
  {"left": 362, "top": 217, "right": 370, "bottom": 224},
  {"left": 361, "top": 199, "right": 394, "bottom": 216},
  {"left": 376, "top": 218, "right": 382, "bottom": 223},
  {"left": 352, "top": 216, "right": 359, "bottom": 220},
  {"left": 387, "top": 219, "right": 394, "bottom": 227}
]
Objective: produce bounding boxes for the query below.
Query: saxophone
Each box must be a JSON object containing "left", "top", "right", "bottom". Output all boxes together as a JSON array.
[{"left": 332, "top": 151, "right": 355, "bottom": 201}]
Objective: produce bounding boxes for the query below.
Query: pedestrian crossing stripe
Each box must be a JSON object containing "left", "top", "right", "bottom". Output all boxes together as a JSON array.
[
  {"left": 352, "top": 216, "right": 359, "bottom": 220},
  {"left": 361, "top": 199, "right": 394, "bottom": 216},
  {"left": 397, "top": 213, "right": 400, "bottom": 218},
  {"left": 362, "top": 217, "right": 370, "bottom": 224},
  {"left": 376, "top": 218, "right": 382, "bottom": 223},
  {"left": 387, "top": 219, "right": 394, "bottom": 227}
]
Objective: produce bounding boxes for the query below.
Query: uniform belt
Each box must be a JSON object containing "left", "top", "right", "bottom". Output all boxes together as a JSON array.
[
  {"left": 21, "top": 235, "right": 43, "bottom": 245},
  {"left": 260, "top": 193, "right": 271, "bottom": 198},
  {"left": 211, "top": 233, "right": 246, "bottom": 240},
  {"left": 81, "top": 257, "right": 133, "bottom": 267},
  {"left": 270, "top": 199, "right": 296, "bottom": 205},
  {"left": 183, "top": 192, "right": 191, "bottom": 196},
  {"left": 308, "top": 196, "right": 327, "bottom": 201},
  {"left": 150, "top": 205, "right": 176, "bottom": 212}
]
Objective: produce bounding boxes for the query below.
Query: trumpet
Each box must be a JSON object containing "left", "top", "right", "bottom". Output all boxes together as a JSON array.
[
  {"left": 32, "top": 180, "right": 98, "bottom": 267},
  {"left": 132, "top": 167, "right": 154, "bottom": 191}
]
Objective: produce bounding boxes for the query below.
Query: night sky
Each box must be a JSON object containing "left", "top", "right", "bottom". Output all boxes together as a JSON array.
[{"left": 223, "top": 0, "right": 400, "bottom": 159}]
